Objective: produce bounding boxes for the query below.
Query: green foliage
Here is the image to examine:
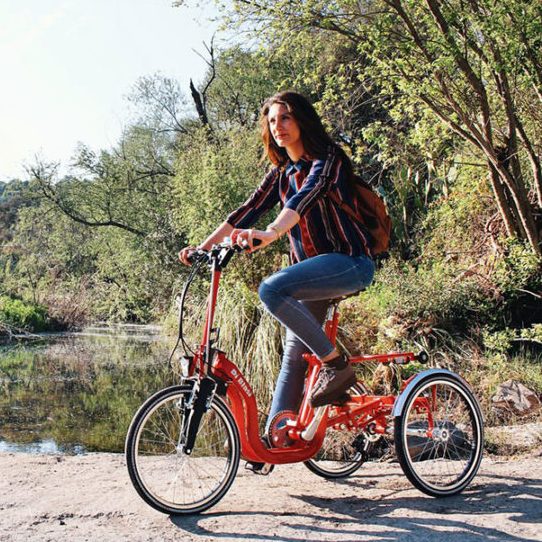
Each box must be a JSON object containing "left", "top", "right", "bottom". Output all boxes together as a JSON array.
[
  {"left": 356, "top": 258, "right": 486, "bottom": 350},
  {"left": 0, "top": 296, "right": 48, "bottom": 332},
  {"left": 0, "top": 179, "right": 32, "bottom": 245},
  {"left": 2, "top": 195, "right": 181, "bottom": 324},
  {"left": 204, "top": 46, "right": 289, "bottom": 128},
  {"left": 172, "top": 127, "right": 265, "bottom": 243},
  {"left": 483, "top": 324, "right": 542, "bottom": 354},
  {"left": 483, "top": 329, "right": 517, "bottom": 355},
  {"left": 420, "top": 158, "right": 493, "bottom": 263},
  {"left": 344, "top": 153, "right": 540, "bottom": 358},
  {"left": 367, "top": 165, "right": 492, "bottom": 329},
  {"left": 492, "top": 238, "right": 542, "bottom": 298}
]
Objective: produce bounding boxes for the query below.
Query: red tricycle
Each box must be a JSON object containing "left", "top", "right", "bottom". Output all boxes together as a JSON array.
[{"left": 125, "top": 241, "right": 483, "bottom": 515}]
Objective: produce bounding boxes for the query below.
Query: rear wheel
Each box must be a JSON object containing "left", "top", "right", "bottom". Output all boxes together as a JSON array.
[
  {"left": 394, "top": 374, "right": 483, "bottom": 497},
  {"left": 125, "top": 385, "right": 240, "bottom": 515},
  {"left": 304, "top": 384, "right": 369, "bottom": 479}
]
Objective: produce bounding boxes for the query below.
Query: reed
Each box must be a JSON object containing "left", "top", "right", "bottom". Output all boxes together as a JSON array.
[{"left": 177, "top": 280, "right": 282, "bottom": 414}]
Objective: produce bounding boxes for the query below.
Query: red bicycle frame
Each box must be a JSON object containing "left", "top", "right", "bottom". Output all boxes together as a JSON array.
[{"left": 189, "top": 251, "right": 426, "bottom": 465}]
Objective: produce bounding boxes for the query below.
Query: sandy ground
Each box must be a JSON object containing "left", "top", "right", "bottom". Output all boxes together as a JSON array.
[{"left": 0, "top": 450, "right": 541, "bottom": 542}]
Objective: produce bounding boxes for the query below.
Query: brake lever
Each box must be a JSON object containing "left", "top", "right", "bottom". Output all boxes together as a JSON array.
[{"left": 186, "top": 249, "right": 208, "bottom": 265}]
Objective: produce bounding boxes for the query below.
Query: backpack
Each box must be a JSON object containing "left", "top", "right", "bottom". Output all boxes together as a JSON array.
[{"left": 329, "top": 173, "right": 392, "bottom": 257}]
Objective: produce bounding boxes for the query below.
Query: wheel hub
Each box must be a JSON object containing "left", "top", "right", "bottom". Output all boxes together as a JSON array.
[{"left": 433, "top": 427, "right": 450, "bottom": 442}]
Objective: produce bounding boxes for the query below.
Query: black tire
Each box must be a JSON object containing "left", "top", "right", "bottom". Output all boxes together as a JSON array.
[
  {"left": 394, "top": 374, "right": 483, "bottom": 497},
  {"left": 304, "top": 384, "right": 368, "bottom": 479},
  {"left": 125, "top": 385, "right": 240, "bottom": 515}
]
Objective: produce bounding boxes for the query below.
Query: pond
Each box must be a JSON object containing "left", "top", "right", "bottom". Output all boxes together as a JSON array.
[{"left": 0, "top": 325, "right": 178, "bottom": 454}]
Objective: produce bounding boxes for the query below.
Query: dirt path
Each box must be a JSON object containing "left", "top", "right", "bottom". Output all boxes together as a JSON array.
[{"left": 0, "top": 451, "right": 541, "bottom": 542}]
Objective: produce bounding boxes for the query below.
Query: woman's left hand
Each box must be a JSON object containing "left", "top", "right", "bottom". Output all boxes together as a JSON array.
[{"left": 231, "top": 228, "right": 277, "bottom": 253}]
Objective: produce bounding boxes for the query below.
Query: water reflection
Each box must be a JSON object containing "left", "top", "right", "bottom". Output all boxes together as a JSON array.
[
  {"left": 0, "top": 438, "right": 86, "bottom": 454},
  {"left": 0, "top": 325, "right": 177, "bottom": 454}
]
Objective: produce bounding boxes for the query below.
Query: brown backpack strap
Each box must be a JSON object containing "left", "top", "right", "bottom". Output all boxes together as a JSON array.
[
  {"left": 328, "top": 190, "right": 358, "bottom": 221},
  {"left": 323, "top": 146, "right": 367, "bottom": 224}
]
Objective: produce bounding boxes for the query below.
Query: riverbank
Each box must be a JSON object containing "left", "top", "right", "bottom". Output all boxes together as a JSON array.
[{"left": 0, "top": 449, "right": 540, "bottom": 542}]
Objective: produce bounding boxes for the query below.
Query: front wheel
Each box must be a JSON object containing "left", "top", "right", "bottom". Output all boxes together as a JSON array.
[
  {"left": 394, "top": 374, "right": 483, "bottom": 497},
  {"left": 125, "top": 385, "right": 240, "bottom": 515}
]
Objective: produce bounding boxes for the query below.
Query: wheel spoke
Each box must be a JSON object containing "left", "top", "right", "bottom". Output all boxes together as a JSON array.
[
  {"left": 305, "top": 385, "right": 368, "bottom": 479},
  {"left": 126, "top": 387, "right": 240, "bottom": 514},
  {"left": 396, "top": 377, "right": 482, "bottom": 496}
]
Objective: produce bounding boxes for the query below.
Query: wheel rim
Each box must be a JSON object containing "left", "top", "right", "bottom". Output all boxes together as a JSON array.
[
  {"left": 402, "top": 379, "right": 482, "bottom": 492},
  {"left": 132, "top": 391, "right": 237, "bottom": 510},
  {"left": 310, "top": 425, "right": 365, "bottom": 473}
]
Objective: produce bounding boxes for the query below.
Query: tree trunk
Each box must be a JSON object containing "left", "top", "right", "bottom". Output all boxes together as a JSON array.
[
  {"left": 189, "top": 79, "right": 209, "bottom": 127},
  {"left": 487, "top": 164, "right": 517, "bottom": 238}
]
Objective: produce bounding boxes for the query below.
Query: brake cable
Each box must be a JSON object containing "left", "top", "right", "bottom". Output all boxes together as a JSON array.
[{"left": 167, "top": 253, "right": 207, "bottom": 366}]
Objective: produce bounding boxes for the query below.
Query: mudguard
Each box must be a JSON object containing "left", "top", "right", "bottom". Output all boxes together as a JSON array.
[{"left": 391, "top": 368, "right": 470, "bottom": 418}]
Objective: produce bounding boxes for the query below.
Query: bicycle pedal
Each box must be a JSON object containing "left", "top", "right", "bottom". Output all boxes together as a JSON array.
[{"left": 244, "top": 461, "right": 275, "bottom": 475}]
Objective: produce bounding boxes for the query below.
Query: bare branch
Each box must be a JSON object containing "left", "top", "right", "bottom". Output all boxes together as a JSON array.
[{"left": 28, "top": 164, "right": 146, "bottom": 237}]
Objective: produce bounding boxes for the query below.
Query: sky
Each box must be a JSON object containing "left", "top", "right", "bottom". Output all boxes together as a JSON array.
[{"left": 0, "top": 0, "right": 219, "bottom": 182}]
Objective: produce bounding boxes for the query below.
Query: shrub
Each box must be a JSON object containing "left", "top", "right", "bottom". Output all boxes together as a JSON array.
[
  {"left": 0, "top": 296, "right": 48, "bottom": 332},
  {"left": 493, "top": 238, "right": 541, "bottom": 291},
  {"left": 342, "top": 256, "right": 490, "bottom": 355}
]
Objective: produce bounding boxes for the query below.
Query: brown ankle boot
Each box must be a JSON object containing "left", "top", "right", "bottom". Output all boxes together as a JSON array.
[{"left": 310, "top": 360, "right": 356, "bottom": 407}]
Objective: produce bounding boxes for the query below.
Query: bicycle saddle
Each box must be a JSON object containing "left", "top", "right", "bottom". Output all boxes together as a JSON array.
[{"left": 328, "top": 288, "right": 366, "bottom": 305}]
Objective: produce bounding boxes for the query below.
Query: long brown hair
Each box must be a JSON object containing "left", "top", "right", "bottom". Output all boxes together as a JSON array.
[{"left": 260, "top": 91, "right": 354, "bottom": 178}]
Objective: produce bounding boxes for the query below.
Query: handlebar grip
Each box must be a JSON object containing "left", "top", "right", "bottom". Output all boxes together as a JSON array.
[
  {"left": 186, "top": 249, "right": 203, "bottom": 264},
  {"left": 185, "top": 238, "right": 262, "bottom": 262},
  {"left": 236, "top": 238, "right": 262, "bottom": 251}
]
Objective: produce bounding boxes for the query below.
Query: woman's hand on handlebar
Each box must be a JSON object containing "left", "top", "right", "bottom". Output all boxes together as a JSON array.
[
  {"left": 178, "top": 246, "right": 198, "bottom": 266},
  {"left": 231, "top": 228, "right": 275, "bottom": 253},
  {"left": 178, "top": 227, "right": 273, "bottom": 264}
]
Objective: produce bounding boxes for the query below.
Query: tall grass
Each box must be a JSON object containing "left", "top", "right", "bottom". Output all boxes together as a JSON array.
[
  {"left": 168, "top": 278, "right": 283, "bottom": 414},
  {"left": 214, "top": 284, "right": 283, "bottom": 411}
]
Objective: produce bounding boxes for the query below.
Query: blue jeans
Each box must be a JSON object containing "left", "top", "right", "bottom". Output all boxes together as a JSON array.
[{"left": 258, "top": 253, "right": 375, "bottom": 430}]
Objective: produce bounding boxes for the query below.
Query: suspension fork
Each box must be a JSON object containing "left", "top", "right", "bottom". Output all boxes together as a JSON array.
[{"left": 179, "top": 377, "right": 218, "bottom": 455}]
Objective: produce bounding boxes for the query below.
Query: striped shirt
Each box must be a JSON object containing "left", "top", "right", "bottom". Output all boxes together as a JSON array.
[{"left": 226, "top": 153, "right": 372, "bottom": 263}]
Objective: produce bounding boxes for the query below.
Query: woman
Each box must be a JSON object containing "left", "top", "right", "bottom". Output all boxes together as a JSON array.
[{"left": 179, "top": 91, "right": 375, "bottom": 428}]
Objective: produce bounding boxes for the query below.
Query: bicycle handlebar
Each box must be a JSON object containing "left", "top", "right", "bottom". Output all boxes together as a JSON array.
[
  {"left": 187, "top": 237, "right": 262, "bottom": 265},
  {"left": 175, "top": 236, "right": 262, "bottom": 359}
]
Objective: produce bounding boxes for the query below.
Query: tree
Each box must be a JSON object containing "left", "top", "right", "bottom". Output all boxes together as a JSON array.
[
  {"left": 127, "top": 73, "right": 193, "bottom": 138},
  {"left": 29, "top": 122, "right": 182, "bottom": 257},
  {"left": 369, "top": 0, "right": 541, "bottom": 254},
  {"left": 205, "top": 0, "right": 541, "bottom": 254},
  {"left": 0, "top": 180, "right": 31, "bottom": 245},
  {"left": 202, "top": 46, "right": 288, "bottom": 129}
]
